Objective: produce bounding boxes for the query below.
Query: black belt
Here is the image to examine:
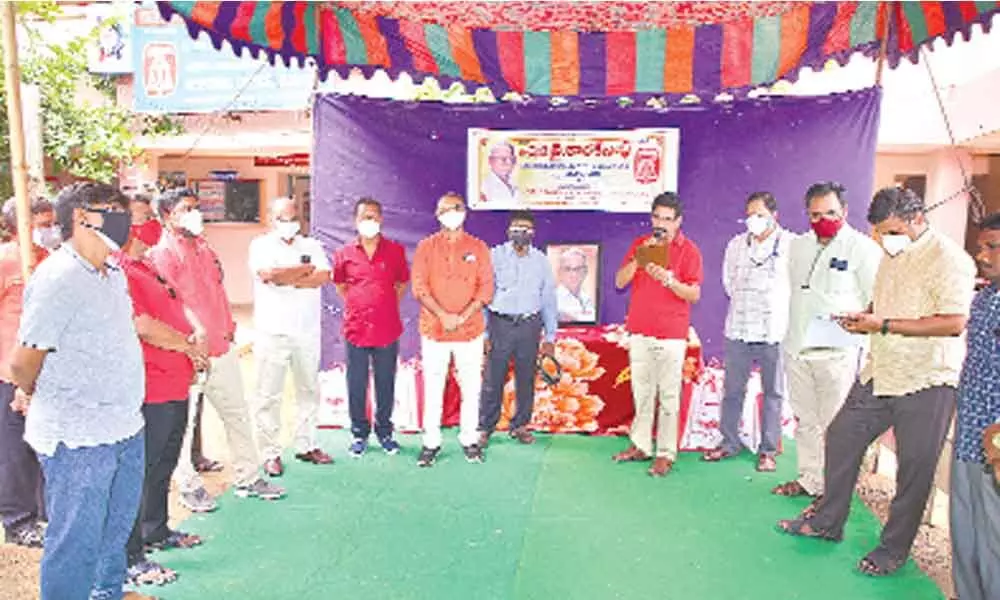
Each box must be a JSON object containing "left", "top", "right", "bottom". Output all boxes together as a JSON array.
[{"left": 490, "top": 310, "right": 539, "bottom": 324}]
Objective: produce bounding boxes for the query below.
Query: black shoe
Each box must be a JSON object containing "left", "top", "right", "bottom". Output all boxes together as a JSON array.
[
  {"left": 464, "top": 444, "right": 484, "bottom": 464},
  {"left": 417, "top": 446, "right": 440, "bottom": 468},
  {"left": 5, "top": 522, "right": 44, "bottom": 548}
]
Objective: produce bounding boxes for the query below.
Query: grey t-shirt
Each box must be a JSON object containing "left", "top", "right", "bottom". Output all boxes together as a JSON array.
[{"left": 18, "top": 245, "right": 144, "bottom": 455}]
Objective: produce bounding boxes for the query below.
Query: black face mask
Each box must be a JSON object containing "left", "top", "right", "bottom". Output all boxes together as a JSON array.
[
  {"left": 508, "top": 228, "right": 534, "bottom": 248},
  {"left": 84, "top": 209, "right": 132, "bottom": 250},
  {"left": 652, "top": 227, "right": 668, "bottom": 240}
]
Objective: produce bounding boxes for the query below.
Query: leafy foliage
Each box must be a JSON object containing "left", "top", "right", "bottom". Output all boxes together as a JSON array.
[{"left": 0, "top": 1, "right": 180, "bottom": 197}]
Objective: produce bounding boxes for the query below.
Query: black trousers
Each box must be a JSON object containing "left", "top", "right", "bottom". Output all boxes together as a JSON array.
[
  {"left": 0, "top": 381, "right": 44, "bottom": 533},
  {"left": 346, "top": 340, "right": 399, "bottom": 440},
  {"left": 126, "top": 400, "right": 189, "bottom": 563},
  {"left": 810, "top": 381, "right": 955, "bottom": 559},
  {"left": 479, "top": 313, "right": 542, "bottom": 433}
]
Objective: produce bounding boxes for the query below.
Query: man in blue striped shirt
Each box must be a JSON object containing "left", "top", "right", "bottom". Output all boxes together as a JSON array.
[{"left": 479, "top": 211, "right": 558, "bottom": 449}]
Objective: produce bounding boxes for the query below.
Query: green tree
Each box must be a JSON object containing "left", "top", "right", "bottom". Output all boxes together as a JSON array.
[{"left": 0, "top": 1, "right": 179, "bottom": 197}]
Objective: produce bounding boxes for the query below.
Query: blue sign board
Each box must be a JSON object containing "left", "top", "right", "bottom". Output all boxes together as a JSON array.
[{"left": 131, "top": 23, "right": 323, "bottom": 114}]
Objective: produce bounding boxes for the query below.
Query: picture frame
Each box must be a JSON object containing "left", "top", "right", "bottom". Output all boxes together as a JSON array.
[{"left": 546, "top": 242, "right": 601, "bottom": 326}]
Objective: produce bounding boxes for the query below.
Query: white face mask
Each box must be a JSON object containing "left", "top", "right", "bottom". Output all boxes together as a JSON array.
[
  {"left": 178, "top": 210, "right": 204, "bottom": 237},
  {"left": 438, "top": 210, "right": 466, "bottom": 231},
  {"left": 32, "top": 225, "right": 62, "bottom": 250},
  {"left": 745, "top": 214, "right": 770, "bottom": 237},
  {"left": 275, "top": 220, "right": 300, "bottom": 240},
  {"left": 357, "top": 219, "right": 381, "bottom": 239},
  {"left": 880, "top": 234, "right": 911, "bottom": 257}
]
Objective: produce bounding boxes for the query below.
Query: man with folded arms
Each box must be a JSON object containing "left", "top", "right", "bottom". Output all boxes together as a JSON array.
[
  {"left": 778, "top": 187, "right": 976, "bottom": 577},
  {"left": 411, "top": 193, "right": 493, "bottom": 467},
  {"left": 0, "top": 196, "right": 54, "bottom": 549},
  {"left": 250, "top": 196, "right": 334, "bottom": 474},
  {"left": 613, "top": 192, "right": 703, "bottom": 477},
  {"left": 479, "top": 210, "right": 557, "bottom": 448},
  {"left": 333, "top": 197, "right": 409, "bottom": 458},
  {"left": 151, "top": 189, "right": 284, "bottom": 505}
]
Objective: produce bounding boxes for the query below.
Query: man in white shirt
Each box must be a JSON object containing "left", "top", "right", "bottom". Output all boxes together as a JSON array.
[
  {"left": 249, "top": 197, "right": 333, "bottom": 476},
  {"left": 772, "top": 182, "right": 881, "bottom": 500},
  {"left": 480, "top": 142, "right": 520, "bottom": 207},
  {"left": 556, "top": 248, "right": 596, "bottom": 322},
  {"left": 703, "top": 192, "right": 791, "bottom": 472}
]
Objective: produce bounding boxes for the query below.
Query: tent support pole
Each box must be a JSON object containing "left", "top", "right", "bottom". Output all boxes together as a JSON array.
[
  {"left": 874, "top": 2, "right": 892, "bottom": 87},
  {"left": 1, "top": 3, "right": 33, "bottom": 280}
]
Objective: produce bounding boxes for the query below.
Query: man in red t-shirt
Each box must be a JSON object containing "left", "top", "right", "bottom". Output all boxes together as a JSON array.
[
  {"left": 333, "top": 197, "right": 409, "bottom": 458},
  {"left": 613, "top": 192, "right": 703, "bottom": 477},
  {"left": 119, "top": 194, "right": 207, "bottom": 586}
]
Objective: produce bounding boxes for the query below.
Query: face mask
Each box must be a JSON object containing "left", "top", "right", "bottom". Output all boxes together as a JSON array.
[
  {"left": 84, "top": 209, "right": 131, "bottom": 251},
  {"left": 880, "top": 234, "right": 911, "bottom": 257},
  {"left": 275, "top": 220, "right": 300, "bottom": 240},
  {"left": 131, "top": 219, "right": 162, "bottom": 248},
  {"left": 508, "top": 228, "right": 533, "bottom": 248},
  {"left": 745, "top": 214, "right": 770, "bottom": 237},
  {"left": 811, "top": 216, "right": 843, "bottom": 239},
  {"left": 438, "top": 210, "right": 466, "bottom": 231},
  {"left": 178, "top": 210, "right": 204, "bottom": 237},
  {"left": 357, "top": 219, "right": 381, "bottom": 239},
  {"left": 32, "top": 225, "right": 62, "bottom": 250}
]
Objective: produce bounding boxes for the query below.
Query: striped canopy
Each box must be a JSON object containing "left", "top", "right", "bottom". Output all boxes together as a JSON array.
[{"left": 156, "top": 1, "right": 1000, "bottom": 97}]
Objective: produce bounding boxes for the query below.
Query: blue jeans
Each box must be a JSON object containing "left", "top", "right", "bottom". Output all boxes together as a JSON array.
[
  {"left": 719, "top": 339, "right": 785, "bottom": 455},
  {"left": 37, "top": 431, "right": 144, "bottom": 600}
]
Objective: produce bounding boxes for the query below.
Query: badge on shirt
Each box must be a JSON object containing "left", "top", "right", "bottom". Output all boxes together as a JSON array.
[
  {"left": 463, "top": 253, "right": 476, "bottom": 263},
  {"left": 829, "top": 258, "right": 848, "bottom": 271}
]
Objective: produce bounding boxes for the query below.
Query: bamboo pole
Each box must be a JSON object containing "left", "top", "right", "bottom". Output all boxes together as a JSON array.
[
  {"left": 1, "top": 2, "right": 32, "bottom": 281},
  {"left": 874, "top": 1, "right": 893, "bottom": 87}
]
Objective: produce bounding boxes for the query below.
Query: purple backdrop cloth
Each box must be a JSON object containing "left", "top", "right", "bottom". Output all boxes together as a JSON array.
[{"left": 312, "top": 89, "right": 880, "bottom": 366}]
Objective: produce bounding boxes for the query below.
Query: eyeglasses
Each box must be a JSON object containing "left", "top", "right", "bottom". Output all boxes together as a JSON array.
[{"left": 561, "top": 266, "right": 587, "bottom": 273}]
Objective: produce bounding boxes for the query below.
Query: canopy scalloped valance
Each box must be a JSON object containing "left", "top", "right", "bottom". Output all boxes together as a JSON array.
[{"left": 156, "top": 1, "right": 1000, "bottom": 97}]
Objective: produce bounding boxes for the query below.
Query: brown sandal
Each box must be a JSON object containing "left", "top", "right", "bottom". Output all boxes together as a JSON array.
[
  {"left": 800, "top": 495, "right": 824, "bottom": 519},
  {"left": 648, "top": 457, "right": 674, "bottom": 477},
  {"left": 771, "top": 480, "right": 811, "bottom": 497},
  {"left": 702, "top": 447, "right": 738, "bottom": 462},
  {"left": 776, "top": 518, "right": 842, "bottom": 542},
  {"left": 612, "top": 446, "right": 651, "bottom": 462}
]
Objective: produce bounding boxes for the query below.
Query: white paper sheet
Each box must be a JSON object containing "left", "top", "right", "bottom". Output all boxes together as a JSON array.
[{"left": 803, "top": 316, "right": 865, "bottom": 349}]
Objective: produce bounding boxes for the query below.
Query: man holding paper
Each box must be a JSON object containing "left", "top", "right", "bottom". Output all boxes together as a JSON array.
[{"left": 772, "top": 182, "right": 881, "bottom": 500}]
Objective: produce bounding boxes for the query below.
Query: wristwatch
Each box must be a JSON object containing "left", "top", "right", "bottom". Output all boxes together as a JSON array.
[{"left": 880, "top": 319, "right": 891, "bottom": 335}]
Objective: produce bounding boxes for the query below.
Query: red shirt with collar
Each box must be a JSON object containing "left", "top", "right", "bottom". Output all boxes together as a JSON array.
[
  {"left": 332, "top": 236, "right": 409, "bottom": 348},
  {"left": 622, "top": 231, "right": 704, "bottom": 340},
  {"left": 148, "top": 231, "right": 234, "bottom": 357},
  {"left": 119, "top": 253, "right": 195, "bottom": 403},
  {"left": 0, "top": 242, "right": 48, "bottom": 383}
]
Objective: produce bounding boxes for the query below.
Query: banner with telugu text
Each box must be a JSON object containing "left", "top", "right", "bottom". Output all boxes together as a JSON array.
[{"left": 467, "top": 128, "right": 679, "bottom": 212}]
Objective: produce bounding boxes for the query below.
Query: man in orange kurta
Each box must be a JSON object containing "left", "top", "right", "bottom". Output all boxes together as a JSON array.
[{"left": 411, "top": 194, "right": 494, "bottom": 467}]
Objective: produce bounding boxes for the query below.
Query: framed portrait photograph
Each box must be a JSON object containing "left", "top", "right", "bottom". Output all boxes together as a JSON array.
[{"left": 546, "top": 242, "right": 601, "bottom": 326}]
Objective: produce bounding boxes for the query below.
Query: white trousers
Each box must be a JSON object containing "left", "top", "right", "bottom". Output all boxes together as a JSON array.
[
  {"left": 253, "top": 332, "right": 321, "bottom": 460},
  {"left": 173, "top": 346, "right": 260, "bottom": 490},
  {"left": 784, "top": 350, "right": 860, "bottom": 495},
  {"left": 628, "top": 335, "right": 687, "bottom": 460},
  {"left": 420, "top": 335, "right": 484, "bottom": 449}
]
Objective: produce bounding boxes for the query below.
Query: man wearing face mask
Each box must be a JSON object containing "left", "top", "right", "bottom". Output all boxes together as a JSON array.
[
  {"left": 772, "top": 182, "right": 882, "bottom": 503},
  {"left": 9, "top": 183, "right": 143, "bottom": 599},
  {"left": 118, "top": 193, "right": 205, "bottom": 586},
  {"left": 478, "top": 210, "right": 558, "bottom": 449},
  {"left": 0, "top": 196, "right": 55, "bottom": 549},
  {"left": 614, "top": 192, "right": 703, "bottom": 477},
  {"left": 703, "top": 192, "right": 792, "bottom": 472},
  {"left": 333, "top": 197, "right": 409, "bottom": 458},
  {"left": 150, "top": 190, "right": 285, "bottom": 508},
  {"left": 249, "top": 197, "right": 334, "bottom": 474},
  {"left": 779, "top": 187, "right": 976, "bottom": 578},
  {"left": 411, "top": 193, "right": 494, "bottom": 467}
]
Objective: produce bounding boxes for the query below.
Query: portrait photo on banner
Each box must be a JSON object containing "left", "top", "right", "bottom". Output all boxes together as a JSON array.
[
  {"left": 467, "top": 128, "right": 679, "bottom": 212},
  {"left": 546, "top": 242, "right": 601, "bottom": 326}
]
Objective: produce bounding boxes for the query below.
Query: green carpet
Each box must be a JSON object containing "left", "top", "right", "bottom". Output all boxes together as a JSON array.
[{"left": 155, "top": 432, "right": 944, "bottom": 600}]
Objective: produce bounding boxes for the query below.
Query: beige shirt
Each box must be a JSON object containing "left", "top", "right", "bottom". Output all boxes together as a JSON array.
[
  {"left": 860, "top": 228, "right": 976, "bottom": 396},
  {"left": 784, "top": 226, "right": 882, "bottom": 358}
]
